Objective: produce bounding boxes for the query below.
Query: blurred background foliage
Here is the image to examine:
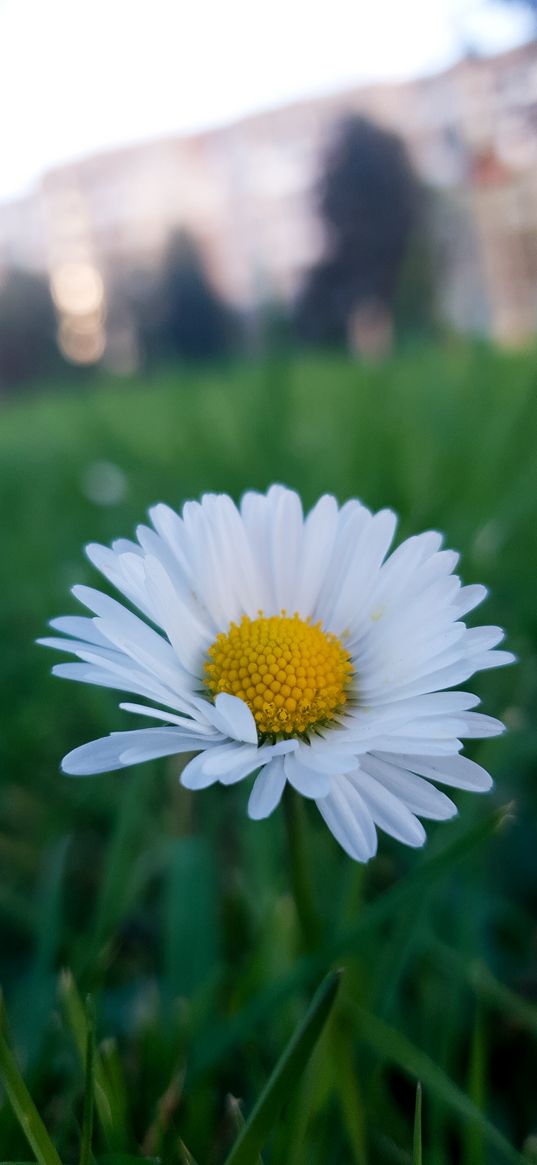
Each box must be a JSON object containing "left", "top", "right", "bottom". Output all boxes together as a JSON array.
[
  {"left": 0, "top": 114, "right": 439, "bottom": 396},
  {"left": 0, "top": 343, "right": 536, "bottom": 1162}
]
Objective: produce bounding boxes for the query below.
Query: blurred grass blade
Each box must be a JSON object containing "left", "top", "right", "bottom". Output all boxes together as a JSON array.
[
  {"left": 331, "top": 1018, "right": 367, "bottom": 1165},
  {"left": 0, "top": 993, "right": 63, "bottom": 1165},
  {"left": 223, "top": 970, "right": 341, "bottom": 1165},
  {"left": 226, "top": 1096, "right": 263, "bottom": 1164},
  {"left": 522, "top": 1136, "right": 537, "bottom": 1163},
  {"left": 79, "top": 995, "right": 96, "bottom": 1165},
  {"left": 192, "top": 805, "right": 509, "bottom": 1077},
  {"left": 98, "top": 1041, "right": 130, "bottom": 1149},
  {"left": 164, "top": 838, "right": 219, "bottom": 1002},
  {"left": 334, "top": 805, "right": 512, "bottom": 964},
  {"left": 60, "top": 971, "right": 129, "bottom": 1150},
  {"left": 413, "top": 1083, "right": 422, "bottom": 1165},
  {"left": 12, "top": 839, "right": 70, "bottom": 1064},
  {"left": 429, "top": 939, "right": 537, "bottom": 1039},
  {"left": 463, "top": 1005, "right": 485, "bottom": 1165},
  {"left": 96, "top": 1157, "right": 161, "bottom": 1164},
  {"left": 179, "top": 1143, "right": 201, "bottom": 1165},
  {"left": 82, "top": 765, "right": 155, "bottom": 969},
  {"left": 141, "top": 1071, "right": 184, "bottom": 1158},
  {"left": 357, "top": 1006, "right": 526, "bottom": 1165}
]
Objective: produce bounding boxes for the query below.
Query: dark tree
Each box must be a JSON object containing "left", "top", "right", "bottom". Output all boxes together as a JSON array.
[
  {"left": 0, "top": 268, "right": 61, "bottom": 392},
  {"left": 296, "top": 116, "right": 424, "bottom": 348},
  {"left": 133, "top": 231, "right": 237, "bottom": 364}
]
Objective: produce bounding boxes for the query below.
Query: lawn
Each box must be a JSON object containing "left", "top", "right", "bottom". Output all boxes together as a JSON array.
[{"left": 0, "top": 344, "right": 536, "bottom": 1164}]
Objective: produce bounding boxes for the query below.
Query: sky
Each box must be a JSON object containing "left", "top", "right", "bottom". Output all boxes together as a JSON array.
[{"left": 0, "top": 0, "right": 533, "bottom": 204}]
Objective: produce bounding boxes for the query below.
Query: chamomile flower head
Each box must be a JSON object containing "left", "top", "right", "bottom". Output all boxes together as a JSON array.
[{"left": 41, "top": 486, "right": 513, "bottom": 862}]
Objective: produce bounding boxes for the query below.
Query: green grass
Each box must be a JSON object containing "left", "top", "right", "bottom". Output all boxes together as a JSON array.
[{"left": 0, "top": 344, "right": 537, "bottom": 1163}]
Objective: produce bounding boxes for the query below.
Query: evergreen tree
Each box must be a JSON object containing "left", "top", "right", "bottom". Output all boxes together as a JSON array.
[{"left": 296, "top": 116, "right": 424, "bottom": 347}]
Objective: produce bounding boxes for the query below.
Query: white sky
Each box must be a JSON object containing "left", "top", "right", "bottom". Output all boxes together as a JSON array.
[{"left": 0, "top": 0, "right": 533, "bottom": 204}]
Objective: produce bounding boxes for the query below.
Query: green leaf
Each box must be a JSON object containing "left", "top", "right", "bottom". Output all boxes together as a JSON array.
[
  {"left": 413, "top": 1083, "right": 422, "bottom": 1165},
  {"left": 223, "top": 969, "right": 341, "bottom": 1165},
  {"left": 0, "top": 994, "right": 63, "bottom": 1165},
  {"left": 356, "top": 1006, "right": 526, "bottom": 1165}
]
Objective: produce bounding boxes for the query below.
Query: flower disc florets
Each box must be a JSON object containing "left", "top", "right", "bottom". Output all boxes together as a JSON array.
[{"left": 204, "top": 612, "right": 353, "bottom": 737}]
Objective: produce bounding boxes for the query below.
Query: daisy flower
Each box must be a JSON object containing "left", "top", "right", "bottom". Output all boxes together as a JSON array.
[{"left": 40, "top": 486, "right": 513, "bottom": 862}]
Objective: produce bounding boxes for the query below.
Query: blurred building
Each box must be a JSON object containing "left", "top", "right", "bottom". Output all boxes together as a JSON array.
[{"left": 0, "top": 40, "right": 536, "bottom": 361}]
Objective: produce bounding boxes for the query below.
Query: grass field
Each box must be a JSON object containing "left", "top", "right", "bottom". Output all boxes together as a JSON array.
[{"left": 1, "top": 344, "right": 537, "bottom": 1164}]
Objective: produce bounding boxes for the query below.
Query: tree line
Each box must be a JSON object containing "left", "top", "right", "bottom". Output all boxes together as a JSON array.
[{"left": 0, "top": 115, "right": 438, "bottom": 393}]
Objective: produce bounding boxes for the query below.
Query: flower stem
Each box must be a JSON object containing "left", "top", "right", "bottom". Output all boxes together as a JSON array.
[{"left": 283, "top": 787, "right": 322, "bottom": 952}]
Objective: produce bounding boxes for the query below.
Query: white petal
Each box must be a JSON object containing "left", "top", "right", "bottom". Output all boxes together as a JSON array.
[
  {"left": 468, "top": 650, "right": 515, "bottom": 671},
  {"left": 294, "top": 494, "right": 339, "bottom": 617},
  {"left": 464, "top": 626, "right": 505, "bottom": 652},
  {"left": 394, "top": 753, "right": 494, "bottom": 792},
  {"left": 284, "top": 752, "right": 332, "bottom": 799},
  {"left": 362, "top": 754, "right": 457, "bottom": 820},
  {"left": 49, "top": 616, "right": 110, "bottom": 647},
  {"left": 351, "top": 769, "right": 427, "bottom": 847},
  {"left": 317, "top": 775, "right": 378, "bottom": 861},
  {"left": 198, "top": 736, "right": 295, "bottom": 779},
  {"left": 460, "top": 712, "right": 505, "bottom": 738},
  {"left": 269, "top": 485, "right": 304, "bottom": 612},
  {"left": 201, "top": 742, "right": 260, "bottom": 777},
  {"left": 240, "top": 490, "right": 276, "bottom": 612},
  {"left": 52, "top": 661, "right": 183, "bottom": 707},
  {"left": 248, "top": 757, "right": 287, "bottom": 819},
  {"left": 209, "top": 693, "right": 258, "bottom": 744},
  {"left": 296, "top": 741, "right": 363, "bottom": 775},
  {"left": 453, "top": 584, "right": 488, "bottom": 617},
  {"left": 72, "top": 585, "right": 190, "bottom": 692},
  {"left": 119, "top": 702, "right": 219, "bottom": 734},
  {"left": 120, "top": 734, "right": 210, "bottom": 763},
  {"left": 180, "top": 750, "right": 219, "bottom": 789},
  {"left": 67, "top": 645, "right": 196, "bottom": 712},
  {"left": 62, "top": 727, "right": 198, "bottom": 775},
  {"left": 218, "top": 740, "right": 296, "bottom": 786},
  {"left": 38, "top": 635, "right": 123, "bottom": 656},
  {"left": 199, "top": 493, "right": 266, "bottom": 620},
  {"left": 363, "top": 658, "right": 483, "bottom": 704},
  {"left": 143, "top": 554, "right": 211, "bottom": 674},
  {"left": 385, "top": 716, "right": 469, "bottom": 740},
  {"left": 313, "top": 502, "right": 371, "bottom": 624},
  {"left": 181, "top": 498, "right": 240, "bottom": 627},
  {"left": 362, "top": 736, "right": 462, "bottom": 756},
  {"left": 85, "top": 543, "right": 153, "bottom": 619},
  {"left": 149, "top": 503, "right": 193, "bottom": 579},
  {"left": 327, "top": 508, "right": 397, "bottom": 634}
]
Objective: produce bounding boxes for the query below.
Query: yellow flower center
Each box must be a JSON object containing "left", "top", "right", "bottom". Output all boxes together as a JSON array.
[{"left": 204, "top": 612, "right": 353, "bottom": 738}]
